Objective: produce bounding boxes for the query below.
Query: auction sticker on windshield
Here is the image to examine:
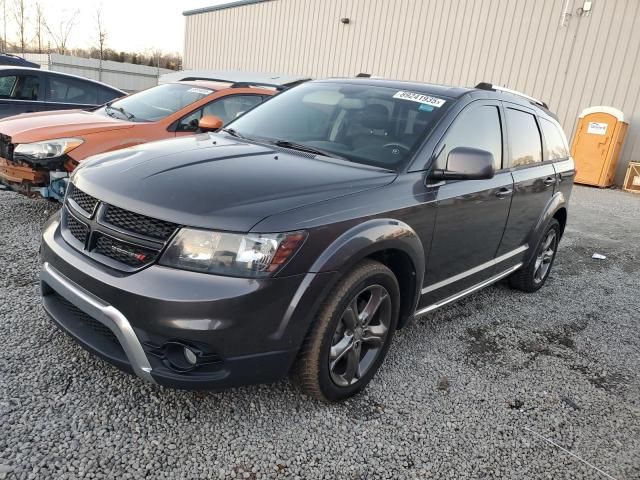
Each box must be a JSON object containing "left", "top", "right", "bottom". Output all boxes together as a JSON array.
[
  {"left": 187, "top": 88, "right": 213, "bottom": 95},
  {"left": 393, "top": 91, "right": 446, "bottom": 108}
]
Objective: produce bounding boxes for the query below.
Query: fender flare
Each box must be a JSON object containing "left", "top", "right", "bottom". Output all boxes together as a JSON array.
[
  {"left": 309, "top": 218, "right": 426, "bottom": 316},
  {"left": 526, "top": 191, "right": 568, "bottom": 263}
]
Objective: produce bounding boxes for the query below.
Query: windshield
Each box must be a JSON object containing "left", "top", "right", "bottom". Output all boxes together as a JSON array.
[
  {"left": 97, "top": 83, "right": 213, "bottom": 122},
  {"left": 226, "top": 81, "right": 451, "bottom": 169}
]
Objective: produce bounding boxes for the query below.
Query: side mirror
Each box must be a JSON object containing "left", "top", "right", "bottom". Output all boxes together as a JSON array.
[
  {"left": 198, "top": 115, "right": 224, "bottom": 132},
  {"left": 431, "top": 147, "right": 495, "bottom": 181}
]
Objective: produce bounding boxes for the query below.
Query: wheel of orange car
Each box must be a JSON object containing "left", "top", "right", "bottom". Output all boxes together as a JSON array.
[{"left": 294, "top": 260, "right": 400, "bottom": 402}]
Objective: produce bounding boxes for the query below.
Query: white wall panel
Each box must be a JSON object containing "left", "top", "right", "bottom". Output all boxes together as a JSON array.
[{"left": 185, "top": 0, "right": 640, "bottom": 183}]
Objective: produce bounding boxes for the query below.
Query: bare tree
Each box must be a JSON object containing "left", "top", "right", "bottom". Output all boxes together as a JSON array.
[
  {"left": 32, "top": 1, "right": 46, "bottom": 53},
  {"left": 45, "top": 9, "right": 79, "bottom": 55},
  {"left": 13, "top": 0, "right": 28, "bottom": 54},
  {"left": 95, "top": 7, "right": 107, "bottom": 80}
]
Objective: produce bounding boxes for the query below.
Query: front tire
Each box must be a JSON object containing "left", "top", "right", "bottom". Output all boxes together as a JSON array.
[
  {"left": 294, "top": 260, "right": 400, "bottom": 402},
  {"left": 509, "top": 219, "right": 560, "bottom": 293}
]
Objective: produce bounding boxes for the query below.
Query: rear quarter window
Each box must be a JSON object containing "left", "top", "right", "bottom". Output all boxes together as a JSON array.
[
  {"left": 540, "top": 117, "right": 569, "bottom": 160},
  {"left": 98, "top": 87, "right": 122, "bottom": 104}
]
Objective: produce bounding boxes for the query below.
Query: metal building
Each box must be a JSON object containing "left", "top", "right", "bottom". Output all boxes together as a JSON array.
[{"left": 183, "top": 0, "right": 640, "bottom": 184}]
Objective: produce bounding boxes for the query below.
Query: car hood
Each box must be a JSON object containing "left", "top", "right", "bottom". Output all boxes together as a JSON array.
[
  {"left": 73, "top": 133, "right": 397, "bottom": 232},
  {"left": 0, "top": 109, "right": 134, "bottom": 142}
]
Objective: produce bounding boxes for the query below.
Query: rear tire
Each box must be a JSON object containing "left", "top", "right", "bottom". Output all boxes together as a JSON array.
[
  {"left": 509, "top": 219, "right": 560, "bottom": 293},
  {"left": 294, "top": 260, "right": 400, "bottom": 402}
]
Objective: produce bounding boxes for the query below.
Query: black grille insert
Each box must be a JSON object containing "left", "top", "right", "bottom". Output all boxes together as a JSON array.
[
  {"left": 93, "top": 235, "right": 159, "bottom": 267},
  {"left": 68, "top": 185, "right": 98, "bottom": 215},
  {"left": 66, "top": 213, "right": 89, "bottom": 245},
  {"left": 103, "top": 204, "right": 177, "bottom": 240},
  {"left": 52, "top": 292, "right": 120, "bottom": 346}
]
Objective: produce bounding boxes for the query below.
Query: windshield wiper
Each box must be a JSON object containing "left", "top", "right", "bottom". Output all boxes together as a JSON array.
[
  {"left": 268, "top": 139, "right": 347, "bottom": 160},
  {"left": 221, "top": 128, "right": 249, "bottom": 140},
  {"left": 105, "top": 102, "right": 135, "bottom": 121}
]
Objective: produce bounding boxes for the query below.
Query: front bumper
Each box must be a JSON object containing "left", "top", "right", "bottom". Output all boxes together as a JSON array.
[{"left": 40, "top": 215, "right": 338, "bottom": 389}]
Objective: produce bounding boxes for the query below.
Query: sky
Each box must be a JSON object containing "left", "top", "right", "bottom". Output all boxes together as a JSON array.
[{"left": 2, "top": 0, "right": 231, "bottom": 54}]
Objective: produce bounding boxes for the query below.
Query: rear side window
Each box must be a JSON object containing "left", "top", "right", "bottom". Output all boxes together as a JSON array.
[
  {"left": 0, "top": 75, "right": 39, "bottom": 100},
  {"left": 506, "top": 108, "right": 542, "bottom": 167},
  {"left": 436, "top": 105, "right": 503, "bottom": 170},
  {"left": 540, "top": 117, "right": 569, "bottom": 160},
  {"left": 47, "top": 76, "right": 98, "bottom": 104}
]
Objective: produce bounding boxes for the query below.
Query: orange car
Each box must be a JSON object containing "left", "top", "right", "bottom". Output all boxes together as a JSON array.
[{"left": 0, "top": 78, "right": 296, "bottom": 200}]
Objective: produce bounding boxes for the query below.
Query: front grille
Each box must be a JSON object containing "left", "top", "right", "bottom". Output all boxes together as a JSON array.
[
  {"left": 0, "top": 134, "right": 13, "bottom": 161},
  {"left": 103, "top": 204, "right": 177, "bottom": 240},
  {"left": 93, "top": 235, "right": 159, "bottom": 267},
  {"left": 61, "top": 182, "right": 179, "bottom": 271},
  {"left": 68, "top": 185, "right": 98, "bottom": 215},
  {"left": 66, "top": 213, "right": 89, "bottom": 244},
  {"left": 53, "top": 292, "right": 120, "bottom": 346}
]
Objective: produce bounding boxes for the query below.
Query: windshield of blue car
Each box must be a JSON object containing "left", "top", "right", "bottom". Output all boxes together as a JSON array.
[
  {"left": 225, "top": 81, "right": 452, "bottom": 170},
  {"left": 96, "top": 83, "right": 213, "bottom": 122}
]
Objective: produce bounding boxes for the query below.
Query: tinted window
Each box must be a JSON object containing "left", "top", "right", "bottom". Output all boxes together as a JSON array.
[
  {"left": 47, "top": 76, "right": 98, "bottom": 104},
  {"left": 0, "top": 75, "right": 17, "bottom": 97},
  {"left": 98, "top": 87, "right": 121, "bottom": 104},
  {"left": 506, "top": 108, "right": 542, "bottom": 167},
  {"left": 436, "top": 105, "right": 503, "bottom": 170},
  {"left": 540, "top": 117, "right": 569, "bottom": 160},
  {"left": 177, "top": 95, "right": 264, "bottom": 131},
  {"left": 0, "top": 75, "right": 39, "bottom": 100},
  {"left": 228, "top": 82, "right": 452, "bottom": 169},
  {"left": 98, "top": 83, "right": 214, "bottom": 122}
]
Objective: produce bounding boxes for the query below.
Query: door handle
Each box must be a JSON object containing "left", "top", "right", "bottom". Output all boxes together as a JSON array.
[
  {"left": 543, "top": 176, "right": 556, "bottom": 186},
  {"left": 495, "top": 188, "right": 512, "bottom": 199}
]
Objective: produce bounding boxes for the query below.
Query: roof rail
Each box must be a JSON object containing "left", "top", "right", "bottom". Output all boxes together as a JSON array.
[{"left": 475, "top": 82, "right": 548, "bottom": 109}]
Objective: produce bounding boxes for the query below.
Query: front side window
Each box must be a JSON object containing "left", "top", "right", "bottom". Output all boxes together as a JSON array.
[
  {"left": 177, "top": 95, "right": 264, "bottom": 131},
  {"left": 506, "top": 108, "right": 542, "bottom": 167},
  {"left": 47, "top": 77, "right": 97, "bottom": 104},
  {"left": 435, "top": 105, "right": 503, "bottom": 170},
  {"left": 226, "top": 82, "right": 452, "bottom": 169},
  {"left": 540, "top": 117, "right": 569, "bottom": 160},
  {"left": 0, "top": 75, "right": 39, "bottom": 100},
  {"left": 97, "top": 83, "right": 214, "bottom": 122}
]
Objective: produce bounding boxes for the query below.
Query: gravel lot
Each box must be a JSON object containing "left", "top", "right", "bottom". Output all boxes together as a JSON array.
[{"left": 1, "top": 185, "right": 638, "bottom": 480}]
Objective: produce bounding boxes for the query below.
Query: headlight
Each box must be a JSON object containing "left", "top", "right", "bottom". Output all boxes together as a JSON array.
[
  {"left": 14, "top": 138, "right": 84, "bottom": 160},
  {"left": 160, "top": 229, "right": 307, "bottom": 277}
]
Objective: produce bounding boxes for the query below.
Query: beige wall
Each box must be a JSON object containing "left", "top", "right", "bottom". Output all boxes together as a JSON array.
[{"left": 184, "top": 0, "right": 640, "bottom": 184}]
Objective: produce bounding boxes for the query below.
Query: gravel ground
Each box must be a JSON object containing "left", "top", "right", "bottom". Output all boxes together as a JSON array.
[{"left": 0, "top": 185, "right": 639, "bottom": 480}]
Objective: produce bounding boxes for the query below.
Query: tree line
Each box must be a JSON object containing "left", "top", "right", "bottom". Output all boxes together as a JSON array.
[{"left": 0, "top": 0, "right": 181, "bottom": 70}]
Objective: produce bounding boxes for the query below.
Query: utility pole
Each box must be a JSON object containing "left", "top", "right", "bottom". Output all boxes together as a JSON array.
[{"left": 2, "top": 0, "right": 7, "bottom": 52}]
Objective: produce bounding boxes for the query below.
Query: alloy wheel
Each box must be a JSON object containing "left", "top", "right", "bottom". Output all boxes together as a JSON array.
[
  {"left": 534, "top": 230, "right": 557, "bottom": 284},
  {"left": 328, "top": 284, "right": 392, "bottom": 387}
]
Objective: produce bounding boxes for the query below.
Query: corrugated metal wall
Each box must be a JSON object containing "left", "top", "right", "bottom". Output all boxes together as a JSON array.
[{"left": 184, "top": 0, "right": 640, "bottom": 184}]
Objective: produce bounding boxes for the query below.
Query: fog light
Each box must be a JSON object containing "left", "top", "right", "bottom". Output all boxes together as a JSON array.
[{"left": 183, "top": 347, "right": 197, "bottom": 366}]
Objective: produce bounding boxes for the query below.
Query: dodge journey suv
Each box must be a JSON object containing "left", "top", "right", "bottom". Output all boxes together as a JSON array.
[{"left": 40, "top": 78, "right": 574, "bottom": 401}]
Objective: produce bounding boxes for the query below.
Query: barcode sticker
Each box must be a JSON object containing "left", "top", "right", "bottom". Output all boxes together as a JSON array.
[{"left": 393, "top": 91, "right": 446, "bottom": 108}]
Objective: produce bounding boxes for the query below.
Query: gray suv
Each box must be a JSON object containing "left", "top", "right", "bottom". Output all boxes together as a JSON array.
[{"left": 40, "top": 78, "right": 574, "bottom": 401}]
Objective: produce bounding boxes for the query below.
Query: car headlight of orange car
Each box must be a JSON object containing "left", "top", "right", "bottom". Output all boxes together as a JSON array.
[{"left": 13, "top": 138, "right": 84, "bottom": 160}]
